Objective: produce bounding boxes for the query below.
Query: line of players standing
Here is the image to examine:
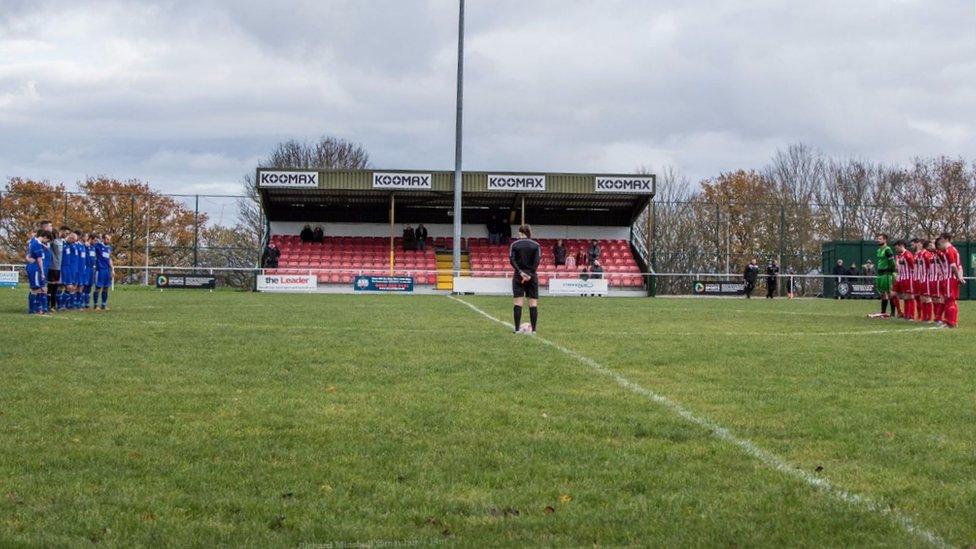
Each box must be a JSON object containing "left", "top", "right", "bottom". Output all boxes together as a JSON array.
[
  {"left": 25, "top": 220, "right": 114, "bottom": 315},
  {"left": 878, "top": 232, "right": 965, "bottom": 328}
]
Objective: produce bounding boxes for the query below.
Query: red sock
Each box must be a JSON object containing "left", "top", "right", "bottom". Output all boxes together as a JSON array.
[
  {"left": 914, "top": 298, "right": 922, "bottom": 320},
  {"left": 891, "top": 296, "right": 901, "bottom": 317},
  {"left": 904, "top": 299, "right": 915, "bottom": 320},
  {"left": 945, "top": 299, "right": 958, "bottom": 327},
  {"left": 923, "top": 302, "right": 932, "bottom": 321},
  {"left": 935, "top": 302, "right": 944, "bottom": 322}
]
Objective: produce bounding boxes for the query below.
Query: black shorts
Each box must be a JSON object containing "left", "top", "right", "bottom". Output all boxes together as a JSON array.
[
  {"left": 48, "top": 269, "right": 61, "bottom": 283},
  {"left": 512, "top": 273, "right": 539, "bottom": 299}
]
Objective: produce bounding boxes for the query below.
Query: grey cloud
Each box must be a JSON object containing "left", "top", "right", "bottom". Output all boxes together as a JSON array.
[{"left": 0, "top": 0, "right": 974, "bottom": 196}]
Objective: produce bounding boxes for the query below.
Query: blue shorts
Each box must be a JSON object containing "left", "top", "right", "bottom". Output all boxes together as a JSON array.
[
  {"left": 27, "top": 265, "right": 44, "bottom": 290},
  {"left": 62, "top": 269, "right": 75, "bottom": 285},
  {"left": 96, "top": 269, "right": 112, "bottom": 288},
  {"left": 76, "top": 269, "right": 87, "bottom": 287},
  {"left": 82, "top": 270, "right": 93, "bottom": 287}
]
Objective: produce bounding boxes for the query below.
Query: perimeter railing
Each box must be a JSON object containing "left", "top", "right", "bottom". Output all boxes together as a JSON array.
[{"left": 2, "top": 263, "right": 971, "bottom": 299}]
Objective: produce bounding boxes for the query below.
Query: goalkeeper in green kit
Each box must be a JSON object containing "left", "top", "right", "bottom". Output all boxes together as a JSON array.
[{"left": 874, "top": 233, "right": 898, "bottom": 317}]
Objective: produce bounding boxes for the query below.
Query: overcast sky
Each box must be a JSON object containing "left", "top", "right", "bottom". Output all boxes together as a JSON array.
[{"left": 2, "top": 0, "right": 975, "bottom": 198}]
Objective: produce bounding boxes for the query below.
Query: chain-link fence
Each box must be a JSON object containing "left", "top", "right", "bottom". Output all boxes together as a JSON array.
[
  {"left": 3, "top": 189, "right": 973, "bottom": 293},
  {"left": 0, "top": 190, "right": 260, "bottom": 286},
  {"left": 634, "top": 199, "right": 974, "bottom": 295}
]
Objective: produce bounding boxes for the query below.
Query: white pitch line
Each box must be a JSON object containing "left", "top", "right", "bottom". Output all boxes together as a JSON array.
[
  {"left": 554, "top": 326, "right": 941, "bottom": 338},
  {"left": 447, "top": 295, "right": 949, "bottom": 548}
]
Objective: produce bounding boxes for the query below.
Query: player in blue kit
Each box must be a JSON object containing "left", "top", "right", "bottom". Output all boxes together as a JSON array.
[
  {"left": 59, "top": 230, "right": 78, "bottom": 310},
  {"left": 26, "top": 230, "right": 53, "bottom": 314},
  {"left": 93, "top": 233, "right": 114, "bottom": 310},
  {"left": 72, "top": 233, "right": 88, "bottom": 309},
  {"left": 82, "top": 233, "right": 97, "bottom": 309}
]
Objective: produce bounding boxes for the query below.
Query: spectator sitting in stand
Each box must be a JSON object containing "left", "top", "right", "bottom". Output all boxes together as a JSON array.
[
  {"left": 300, "top": 224, "right": 314, "bottom": 243},
  {"left": 576, "top": 249, "right": 588, "bottom": 266},
  {"left": 588, "top": 239, "right": 601, "bottom": 263},
  {"left": 312, "top": 225, "right": 324, "bottom": 243},
  {"left": 588, "top": 259, "right": 604, "bottom": 279},
  {"left": 579, "top": 265, "right": 590, "bottom": 280},
  {"left": 553, "top": 239, "right": 567, "bottom": 266},
  {"left": 566, "top": 252, "right": 576, "bottom": 268},
  {"left": 862, "top": 260, "right": 876, "bottom": 276}
]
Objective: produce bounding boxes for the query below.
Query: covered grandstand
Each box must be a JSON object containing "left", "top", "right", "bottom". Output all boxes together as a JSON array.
[{"left": 257, "top": 168, "right": 655, "bottom": 294}]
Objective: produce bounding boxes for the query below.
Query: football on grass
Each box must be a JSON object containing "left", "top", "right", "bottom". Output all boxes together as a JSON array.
[{"left": 519, "top": 322, "right": 533, "bottom": 333}]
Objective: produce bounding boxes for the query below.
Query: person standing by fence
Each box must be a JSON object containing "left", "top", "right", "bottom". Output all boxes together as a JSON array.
[
  {"left": 832, "top": 259, "right": 846, "bottom": 299},
  {"left": 262, "top": 242, "right": 280, "bottom": 268},
  {"left": 765, "top": 259, "right": 779, "bottom": 299},
  {"left": 786, "top": 265, "right": 796, "bottom": 299},
  {"left": 743, "top": 259, "right": 759, "bottom": 298}
]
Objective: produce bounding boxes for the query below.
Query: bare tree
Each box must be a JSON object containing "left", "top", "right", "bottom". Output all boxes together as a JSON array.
[
  {"left": 641, "top": 167, "right": 709, "bottom": 279},
  {"left": 764, "top": 143, "right": 827, "bottom": 273},
  {"left": 816, "top": 157, "right": 875, "bottom": 240},
  {"left": 236, "top": 135, "right": 372, "bottom": 263},
  {"left": 923, "top": 157, "right": 974, "bottom": 239}
]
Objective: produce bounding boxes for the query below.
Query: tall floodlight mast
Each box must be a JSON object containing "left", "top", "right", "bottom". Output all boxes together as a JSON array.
[{"left": 451, "top": 0, "right": 465, "bottom": 276}]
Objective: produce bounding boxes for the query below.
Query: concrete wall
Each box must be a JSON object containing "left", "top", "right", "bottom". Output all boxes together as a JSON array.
[{"left": 269, "top": 222, "right": 630, "bottom": 241}]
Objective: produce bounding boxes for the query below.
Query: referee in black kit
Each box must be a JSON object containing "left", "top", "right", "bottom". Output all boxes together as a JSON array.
[{"left": 510, "top": 224, "right": 541, "bottom": 333}]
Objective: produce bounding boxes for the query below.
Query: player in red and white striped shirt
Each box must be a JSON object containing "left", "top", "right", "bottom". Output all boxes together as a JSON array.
[
  {"left": 893, "top": 240, "right": 916, "bottom": 321},
  {"left": 937, "top": 232, "right": 965, "bottom": 328},
  {"left": 912, "top": 239, "right": 933, "bottom": 322},
  {"left": 928, "top": 240, "right": 947, "bottom": 324}
]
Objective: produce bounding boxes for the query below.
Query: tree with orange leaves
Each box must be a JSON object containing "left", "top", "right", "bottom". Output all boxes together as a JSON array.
[
  {"left": 698, "top": 170, "right": 780, "bottom": 273},
  {"left": 1, "top": 177, "right": 203, "bottom": 271},
  {"left": 0, "top": 178, "right": 70, "bottom": 263}
]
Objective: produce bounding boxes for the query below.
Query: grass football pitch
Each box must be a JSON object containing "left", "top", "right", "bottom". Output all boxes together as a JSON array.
[{"left": 1, "top": 288, "right": 974, "bottom": 547}]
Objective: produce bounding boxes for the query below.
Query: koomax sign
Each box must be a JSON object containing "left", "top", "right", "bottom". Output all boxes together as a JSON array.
[
  {"left": 487, "top": 174, "right": 546, "bottom": 192},
  {"left": 258, "top": 171, "right": 319, "bottom": 188},
  {"left": 372, "top": 172, "right": 432, "bottom": 190},
  {"left": 595, "top": 176, "right": 655, "bottom": 194}
]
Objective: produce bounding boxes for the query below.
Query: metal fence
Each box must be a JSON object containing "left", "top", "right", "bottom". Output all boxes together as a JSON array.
[
  {"left": 4, "top": 262, "right": 973, "bottom": 300},
  {"left": 634, "top": 199, "right": 975, "bottom": 295},
  {"left": 0, "top": 190, "right": 259, "bottom": 281},
  {"left": 3, "top": 189, "right": 973, "bottom": 293}
]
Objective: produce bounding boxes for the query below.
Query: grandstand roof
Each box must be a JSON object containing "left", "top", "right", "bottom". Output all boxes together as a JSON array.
[{"left": 257, "top": 168, "right": 655, "bottom": 226}]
